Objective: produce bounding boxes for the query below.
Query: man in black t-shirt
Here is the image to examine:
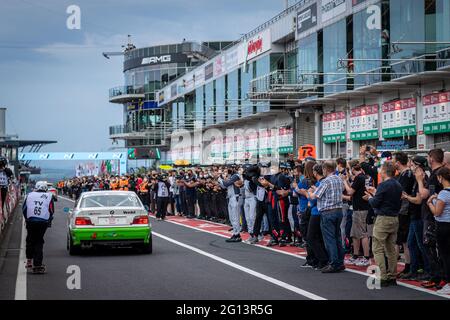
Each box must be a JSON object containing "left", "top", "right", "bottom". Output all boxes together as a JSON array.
[{"left": 342, "top": 161, "right": 371, "bottom": 266}]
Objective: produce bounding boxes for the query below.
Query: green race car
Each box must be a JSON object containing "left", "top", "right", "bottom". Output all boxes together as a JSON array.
[{"left": 67, "top": 191, "right": 152, "bottom": 255}]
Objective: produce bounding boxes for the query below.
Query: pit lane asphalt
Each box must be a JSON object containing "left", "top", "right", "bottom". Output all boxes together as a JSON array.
[{"left": 0, "top": 196, "right": 446, "bottom": 300}]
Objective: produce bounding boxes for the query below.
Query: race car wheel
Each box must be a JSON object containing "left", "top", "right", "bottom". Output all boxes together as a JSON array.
[
  {"left": 141, "top": 237, "right": 152, "bottom": 254},
  {"left": 68, "top": 234, "right": 82, "bottom": 256}
]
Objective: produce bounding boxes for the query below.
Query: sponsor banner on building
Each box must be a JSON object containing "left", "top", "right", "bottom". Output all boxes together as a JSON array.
[
  {"left": 183, "top": 74, "right": 196, "bottom": 92},
  {"left": 278, "top": 127, "right": 294, "bottom": 154},
  {"left": 422, "top": 91, "right": 450, "bottom": 134},
  {"left": 246, "top": 132, "right": 259, "bottom": 153},
  {"left": 223, "top": 136, "right": 233, "bottom": 158},
  {"left": 243, "top": 29, "right": 271, "bottom": 62},
  {"left": 128, "top": 147, "right": 160, "bottom": 160},
  {"left": 194, "top": 69, "right": 205, "bottom": 87},
  {"left": 321, "top": 0, "right": 347, "bottom": 23},
  {"left": 214, "top": 55, "right": 226, "bottom": 77},
  {"left": 382, "top": 98, "right": 417, "bottom": 138},
  {"left": 322, "top": 111, "right": 346, "bottom": 143},
  {"left": 127, "top": 101, "right": 158, "bottom": 111},
  {"left": 205, "top": 62, "right": 214, "bottom": 81},
  {"left": 225, "top": 48, "right": 239, "bottom": 72},
  {"left": 297, "top": 3, "right": 318, "bottom": 34},
  {"left": 123, "top": 53, "right": 189, "bottom": 71},
  {"left": 259, "top": 129, "right": 270, "bottom": 155},
  {"left": 376, "top": 140, "right": 411, "bottom": 151},
  {"left": 350, "top": 104, "right": 379, "bottom": 140},
  {"left": 210, "top": 137, "right": 223, "bottom": 159}
]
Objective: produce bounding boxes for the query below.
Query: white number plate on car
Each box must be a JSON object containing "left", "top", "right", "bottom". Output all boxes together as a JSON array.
[{"left": 98, "top": 217, "right": 127, "bottom": 225}]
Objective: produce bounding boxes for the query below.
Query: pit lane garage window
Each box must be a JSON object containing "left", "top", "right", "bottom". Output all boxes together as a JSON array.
[{"left": 80, "top": 194, "right": 141, "bottom": 208}]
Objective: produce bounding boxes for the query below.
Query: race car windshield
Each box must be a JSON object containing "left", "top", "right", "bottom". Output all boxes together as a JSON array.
[{"left": 80, "top": 195, "right": 141, "bottom": 208}]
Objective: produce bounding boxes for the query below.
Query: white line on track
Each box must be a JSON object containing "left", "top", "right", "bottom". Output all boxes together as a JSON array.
[
  {"left": 152, "top": 231, "right": 326, "bottom": 300},
  {"left": 58, "top": 196, "right": 449, "bottom": 300},
  {"left": 14, "top": 218, "right": 27, "bottom": 300}
]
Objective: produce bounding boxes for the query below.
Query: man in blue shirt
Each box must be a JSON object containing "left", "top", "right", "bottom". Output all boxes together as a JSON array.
[{"left": 310, "top": 160, "right": 345, "bottom": 273}]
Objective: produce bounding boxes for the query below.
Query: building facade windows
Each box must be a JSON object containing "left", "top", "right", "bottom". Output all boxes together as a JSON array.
[
  {"left": 353, "top": 2, "right": 383, "bottom": 87},
  {"left": 297, "top": 32, "right": 320, "bottom": 87},
  {"left": 323, "top": 19, "right": 347, "bottom": 94},
  {"left": 390, "top": 0, "right": 426, "bottom": 74}
]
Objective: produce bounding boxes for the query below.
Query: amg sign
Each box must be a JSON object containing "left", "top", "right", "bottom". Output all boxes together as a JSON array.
[{"left": 142, "top": 55, "right": 171, "bottom": 65}]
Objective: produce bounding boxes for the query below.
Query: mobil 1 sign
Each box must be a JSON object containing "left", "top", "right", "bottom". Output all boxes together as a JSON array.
[
  {"left": 297, "top": 3, "right": 317, "bottom": 34},
  {"left": 321, "top": 0, "right": 347, "bottom": 23}
]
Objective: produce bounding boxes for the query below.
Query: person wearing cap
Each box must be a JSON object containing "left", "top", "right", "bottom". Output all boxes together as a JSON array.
[{"left": 22, "top": 181, "right": 55, "bottom": 274}]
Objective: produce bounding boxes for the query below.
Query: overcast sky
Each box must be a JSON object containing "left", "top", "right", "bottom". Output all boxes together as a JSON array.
[{"left": 1, "top": 0, "right": 286, "bottom": 161}]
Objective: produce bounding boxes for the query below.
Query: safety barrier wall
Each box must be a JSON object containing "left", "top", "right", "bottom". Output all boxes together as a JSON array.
[{"left": 0, "top": 183, "right": 21, "bottom": 236}]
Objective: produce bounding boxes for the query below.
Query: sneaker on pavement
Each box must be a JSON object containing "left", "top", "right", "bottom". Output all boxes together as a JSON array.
[
  {"left": 321, "top": 265, "right": 339, "bottom": 273},
  {"left": 225, "top": 235, "right": 237, "bottom": 243},
  {"left": 301, "top": 261, "right": 314, "bottom": 268},
  {"left": 355, "top": 258, "right": 370, "bottom": 267},
  {"left": 244, "top": 237, "right": 258, "bottom": 245},
  {"left": 32, "top": 265, "right": 46, "bottom": 274},
  {"left": 25, "top": 259, "right": 33, "bottom": 269},
  {"left": 345, "top": 256, "right": 359, "bottom": 265},
  {"left": 257, "top": 235, "right": 265, "bottom": 242},
  {"left": 436, "top": 284, "right": 450, "bottom": 295}
]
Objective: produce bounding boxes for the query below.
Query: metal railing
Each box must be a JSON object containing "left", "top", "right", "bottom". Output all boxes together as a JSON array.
[
  {"left": 109, "top": 86, "right": 145, "bottom": 99},
  {"left": 437, "top": 47, "right": 450, "bottom": 69}
]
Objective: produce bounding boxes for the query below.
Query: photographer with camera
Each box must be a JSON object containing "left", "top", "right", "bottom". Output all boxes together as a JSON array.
[{"left": 359, "top": 145, "right": 379, "bottom": 187}]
